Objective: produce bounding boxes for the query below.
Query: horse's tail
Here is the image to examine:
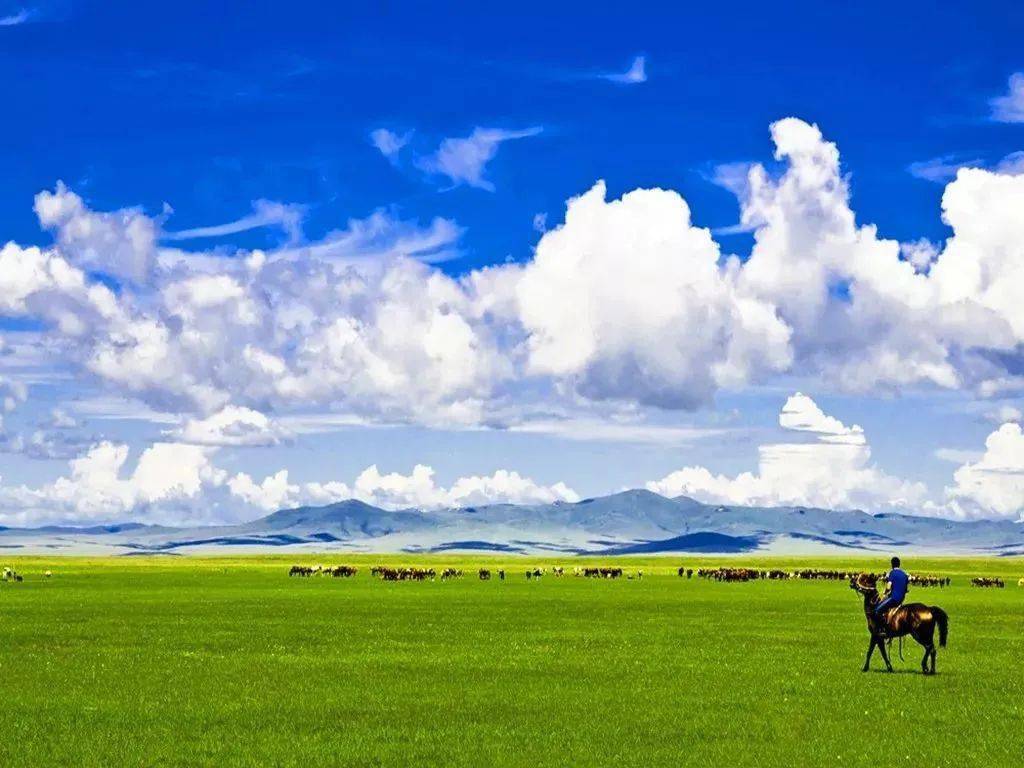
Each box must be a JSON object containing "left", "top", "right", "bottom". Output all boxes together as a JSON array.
[{"left": 933, "top": 607, "right": 948, "bottom": 647}]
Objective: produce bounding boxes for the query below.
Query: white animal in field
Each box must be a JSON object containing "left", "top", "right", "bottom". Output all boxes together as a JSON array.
[
  {"left": 1018, "top": 577, "right": 1024, "bottom": 587},
  {"left": 45, "top": 570, "right": 52, "bottom": 578}
]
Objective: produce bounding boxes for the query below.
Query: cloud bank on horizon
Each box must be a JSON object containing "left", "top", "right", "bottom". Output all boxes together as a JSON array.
[{"left": 2, "top": 115, "right": 1024, "bottom": 525}]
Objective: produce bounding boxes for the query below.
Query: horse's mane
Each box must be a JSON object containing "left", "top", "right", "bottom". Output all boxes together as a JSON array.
[{"left": 854, "top": 573, "right": 878, "bottom": 592}]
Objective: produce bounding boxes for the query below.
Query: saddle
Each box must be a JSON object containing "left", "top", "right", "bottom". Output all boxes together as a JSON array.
[{"left": 876, "top": 605, "right": 901, "bottom": 636}]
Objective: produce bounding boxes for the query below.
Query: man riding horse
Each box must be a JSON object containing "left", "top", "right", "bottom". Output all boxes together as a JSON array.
[
  {"left": 850, "top": 560, "right": 948, "bottom": 674},
  {"left": 874, "top": 556, "right": 909, "bottom": 636}
]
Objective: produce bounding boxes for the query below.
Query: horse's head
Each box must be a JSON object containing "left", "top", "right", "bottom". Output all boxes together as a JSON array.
[{"left": 849, "top": 573, "right": 878, "bottom": 594}]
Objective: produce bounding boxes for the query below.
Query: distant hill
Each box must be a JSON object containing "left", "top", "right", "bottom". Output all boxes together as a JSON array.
[{"left": 1, "top": 490, "right": 1021, "bottom": 555}]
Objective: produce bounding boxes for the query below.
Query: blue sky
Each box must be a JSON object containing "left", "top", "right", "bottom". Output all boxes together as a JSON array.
[{"left": 1, "top": 1, "right": 1024, "bottom": 525}]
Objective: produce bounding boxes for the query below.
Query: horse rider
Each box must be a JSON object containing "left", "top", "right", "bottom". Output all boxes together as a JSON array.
[{"left": 874, "top": 556, "right": 909, "bottom": 636}]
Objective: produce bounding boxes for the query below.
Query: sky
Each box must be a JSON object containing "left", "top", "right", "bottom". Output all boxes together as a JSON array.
[{"left": 1, "top": 1, "right": 1024, "bottom": 526}]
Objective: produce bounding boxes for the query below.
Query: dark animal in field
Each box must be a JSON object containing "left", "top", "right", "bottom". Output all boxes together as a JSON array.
[
  {"left": 441, "top": 568, "right": 463, "bottom": 581},
  {"left": 910, "top": 574, "right": 951, "bottom": 587},
  {"left": 498, "top": 569, "right": 505, "bottom": 581},
  {"left": 582, "top": 567, "right": 622, "bottom": 579},
  {"left": 479, "top": 569, "right": 491, "bottom": 580},
  {"left": 371, "top": 566, "right": 436, "bottom": 581},
  {"left": 850, "top": 573, "right": 948, "bottom": 675},
  {"left": 327, "top": 566, "right": 358, "bottom": 577},
  {"left": 971, "top": 577, "right": 1004, "bottom": 588}
]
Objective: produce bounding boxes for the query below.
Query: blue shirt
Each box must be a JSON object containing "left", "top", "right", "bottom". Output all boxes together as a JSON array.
[{"left": 887, "top": 568, "right": 909, "bottom": 602}]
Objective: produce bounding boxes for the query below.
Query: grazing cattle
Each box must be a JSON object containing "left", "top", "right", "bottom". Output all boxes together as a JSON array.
[
  {"left": 441, "top": 568, "right": 463, "bottom": 581},
  {"left": 909, "top": 574, "right": 950, "bottom": 587},
  {"left": 498, "top": 569, "right": 505, "bottom": 581},
  {"left": 371, "top": 566, "right": 436, "bottom": 581},
  {"left": 581, "top": 567, "right": 623, "bottom": 579},
  {"left": 1018, "top": 577, "right": 1024, "bottom": 587},
  {"left": 479, "top": 569, "right": 491, "bottom": 580},
  {"left": 44, "top": 570, "right": 52, "bottom": 578},
  {"left": 971, "top": 577, "right": 1005, "bottom": 588}
]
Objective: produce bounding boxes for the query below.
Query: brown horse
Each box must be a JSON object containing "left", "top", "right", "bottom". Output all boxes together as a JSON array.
[{"left": 849, "top": 573, "right": 948, "bottom": 674}]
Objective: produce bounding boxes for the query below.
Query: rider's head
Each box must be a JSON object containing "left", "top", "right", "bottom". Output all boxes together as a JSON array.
[{"left": 891, "top": 556, "right": 901, "bottom": 569}]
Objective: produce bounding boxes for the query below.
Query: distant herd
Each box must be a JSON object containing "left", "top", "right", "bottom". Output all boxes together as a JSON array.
[
  {"left": 677, "top": 567, "right": 956, "bottom": 585},
  {"left": 0, "top": 563, "right": 1019, "bottom": 588},
  {"left": 281, "top": 563, "right": 1020, "bottom": 587}
]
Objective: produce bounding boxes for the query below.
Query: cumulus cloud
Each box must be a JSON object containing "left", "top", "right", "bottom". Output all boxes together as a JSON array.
[
  {"left": 990, "top": 72, "right": 1024, "bottom": 123},
  {"left": 7, "top": 117, "right": 1024, "bottom": 476},
  {"left": 417, "top": 127, "right": 542, "bottom": 190},
  {"left": 0, "top": 441, "right": 229, "bottom": 526},
  {"left": 172, "top": 406, "right": 290, "bottom": 446},
  {"left": 944, "top": 422, "right": 1024, "bottom": 520},
  {"left": 34, "top": 183, "right": 159, "bottom": 284},
  {"left": 646, "top": 393, "right": 926, "bottom": 511},
  {"left": 0, "top": 438, "right": 578, "bottom": 525},
  {"left": 511, "top": 181, "right": 792, "bottom": 408}
]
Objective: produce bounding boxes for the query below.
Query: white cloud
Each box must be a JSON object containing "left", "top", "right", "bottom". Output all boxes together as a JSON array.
[
  {"left": 369, "top": 128, "right": 411, "bottom": 162},
  {"left": 349, "top": 463, "right": 578, "bottom": 509},
  {"left": 0, "top": 438, "right": 578, "bottom": 524},
  {"left": 162, "top": 200, "right": 305, "bottom": 243},
  {"left": 0, "top": 8, "right": 32, "bottom": 25},
  {"left": 986, "top": 404, "right": 1023, "bottom": 424},
  {"left": 995, "top": 151, "right": 1024, "bottom": 175},
  {"left": 907, "top": 154, "right": 983, "bottom": 183},
  {"left": 990, "top": 72, "right": 1024, "bottom": 123},
  {"left": 511, "top": 180, "right": 792, "bottom": 408},
  {"left": 172, "top": 405, "right": 290, "bottom": 446},
  {"left": 417, "top": 127, "right": 542, "bottom": 191},
  {"left": 646, "top": 393, "right": 926, "bottom": 511},
  {"left": 34, "top": 183, "right": 158, "bottom": 284},
  {"left": 7, "top": 117, "right": 1024, "bottom": 465},
  {"left": 0, "top": 441, "right": 229, "bottom": 526},
  {"left": 934, "top": 448, "right": 983, "bottom": 464},
  {"left": 944, "top": 422, "right": 1024, "bottom": 520},
  {"left": 272, "top": 209, "right": 462, "bottom": 264},
  {"left": 602, "top": 55, "right": 647, "bottom": 84}
]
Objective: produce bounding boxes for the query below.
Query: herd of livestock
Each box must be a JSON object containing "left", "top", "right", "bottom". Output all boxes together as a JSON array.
[
  {"left": 677, "top": 567, "right": 955, "bottom": 585},
  {"left": 282, "top": 563, "right": 1019, "bottom": 587},
  {"left": 0, "top": 563, "right": 1020, "bottom": 587}
]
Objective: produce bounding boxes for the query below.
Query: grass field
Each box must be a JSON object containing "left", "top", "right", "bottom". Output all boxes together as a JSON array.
[{"left": 0, "top": 555, "right": 1022, "bottom": 767}]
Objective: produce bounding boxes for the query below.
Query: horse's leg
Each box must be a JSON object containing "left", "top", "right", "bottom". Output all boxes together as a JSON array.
[
  {"left": 876, "top": 635, "right": 894, "bottom": 672},
  {"left": 863, "top": 636, "right": 876, "bottom": 672}
]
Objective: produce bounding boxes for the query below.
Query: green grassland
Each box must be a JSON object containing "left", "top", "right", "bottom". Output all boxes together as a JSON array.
[{"left": 0, "top": 554, "right": 1022, "bottom": 767}]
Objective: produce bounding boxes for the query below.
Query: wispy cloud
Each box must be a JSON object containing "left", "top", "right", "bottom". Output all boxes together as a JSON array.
[
  {"left": 162, "top": 200, "right": 305, "bottom": 243},
  {"left": 417, "top": 126, "right": 542, "bottom": 191},
  {"left": 601, "top": 55, "right": 647, "bottom": 85},
  {"left": 0, "top": 7, "right": 33, "bottom": 26},
  {"left": 907, "top": 154, "right": 984, "bottom": 183},
  {"left": 990, "top": 72, "right": 1024, "bottom": 123}
]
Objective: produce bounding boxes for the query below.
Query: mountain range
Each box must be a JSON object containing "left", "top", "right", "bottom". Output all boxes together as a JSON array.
[{"left": 2, "top": 490, "right": 1023, "bottom": 556}]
